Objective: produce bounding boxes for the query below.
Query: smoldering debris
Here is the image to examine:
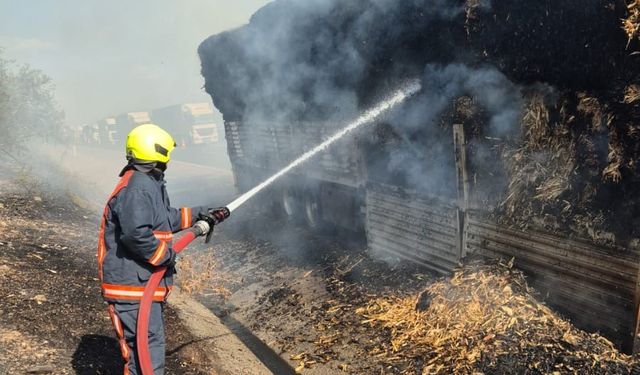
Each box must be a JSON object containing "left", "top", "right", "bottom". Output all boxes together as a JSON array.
[
  {"left": 624, "top": 0, "right": 640, "bottom": 46},
  {"left": 487, "top": 86, "right": 640, "bottom": 245},
  {"left": 210, "top": 227, "right": 636, "bottom": 374},
  {"left": 624, "top": 84, "right": 640, "bottom": 104},
  {"left": 496, "top": 92, "right": 578, "bottom": 232},
  {"left": 357, "top": 262, "right": 634, "bottom": 374}
]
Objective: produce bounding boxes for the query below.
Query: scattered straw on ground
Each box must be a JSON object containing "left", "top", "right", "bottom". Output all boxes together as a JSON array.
[
  {"left": 356, "top": 262, "right": 633, "bottom": 374},
  {"left": 177, "top": 252, "right": 230, "bottom": 298}
]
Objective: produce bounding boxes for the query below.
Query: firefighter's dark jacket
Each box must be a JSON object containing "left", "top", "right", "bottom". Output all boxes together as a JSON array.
[{"left": 98, "top": 167, "right": 205, "bottom": 303}]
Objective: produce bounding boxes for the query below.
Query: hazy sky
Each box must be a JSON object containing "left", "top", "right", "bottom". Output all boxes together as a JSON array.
[{"left": 0, "top": 1, "right": 271, "bottom": 125}]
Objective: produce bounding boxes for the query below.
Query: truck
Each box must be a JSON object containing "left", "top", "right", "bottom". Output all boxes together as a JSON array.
[
  {"left": 114, "top": 112, "right": 152, "bottom": 144},
  {"left": 97, "top": 117, "right": 118, "bottom": 146},
  {"left": 81, "top": 123, "right": 100, "bottom": 144},
  {"left": 198, "top": 0, "right": 640, "bottom": 352},
  {"left": 151, "top": 103, "right": 219, "bottom": 147}
]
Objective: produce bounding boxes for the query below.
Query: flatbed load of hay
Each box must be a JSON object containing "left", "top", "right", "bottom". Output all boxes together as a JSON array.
[
  {"left": 485, "top": 84, "right": 640, "bottom": 245},
  {"left": 456, "top": 1, "right": 640, "bottom": 245},
  {"left": 200, "top": 0, "right": 640, "bottom": 247}
]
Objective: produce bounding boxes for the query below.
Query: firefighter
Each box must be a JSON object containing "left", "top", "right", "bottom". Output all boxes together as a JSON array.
[{"left": 97, "top": 124, "right": 228, "bottom": 374}]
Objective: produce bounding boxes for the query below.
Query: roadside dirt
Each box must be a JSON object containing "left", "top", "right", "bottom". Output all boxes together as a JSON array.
[
  {"left": 201, "top": 211, "right": 435, "bottom": 374},
  {"left": 201, "top": 208, "right": 636, "bottom": 374},
  {"left": 0, "top": 176, "right": 217, "bottom": 374}
]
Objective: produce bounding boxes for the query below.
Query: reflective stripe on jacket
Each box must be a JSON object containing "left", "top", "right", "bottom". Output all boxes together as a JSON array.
[{"left": 98, "top": 167, "right": 205, "bottom": 303}]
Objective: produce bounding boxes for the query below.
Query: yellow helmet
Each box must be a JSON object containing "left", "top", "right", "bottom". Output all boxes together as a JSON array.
[{"left": 125, "top": 124, "right": 176, "bottom": 164}]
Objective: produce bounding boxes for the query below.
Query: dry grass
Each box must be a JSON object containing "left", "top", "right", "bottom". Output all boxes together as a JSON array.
[
  {"left": 623, "top": 1, "right": 640, "bottom": 47},
  {"left": 177, "top": 252, "right": 230, "bottom": 298},
  {"left": 522, "top": 93, "right": 551, "bottom": 148},
  {"left": 603, "top": 132, "right": 625, "bottom": 183},
  {"left": 495, "top": 90, "right": 630, "bottom": 243},
  {"left": 464, "top": 0, "right": 483, "bottom": 35},
  {"left": 356, "top": 263, "right": 633, "bottom": 374},
  {"left": 575, "top": 94, "right": 623, "bottom": 183},
  {"left": 624, "top": 84, "right": 640, "bottom": 104},
  {"left": 499, "top": 94, "right": 575, "bottom": 220},
  {"left": 577, "top": 93, "right": 611, "bottom": 133}
]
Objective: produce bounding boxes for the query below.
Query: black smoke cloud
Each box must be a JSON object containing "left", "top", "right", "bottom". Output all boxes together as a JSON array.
[
  {"left": 198, "top": 0, "right": 531, "bottom": 201},
  {"left": 396, "top": 64, "right": 522, "bottom": 136},
  {"left": 373, "top": 63, "right": 522, "bottom": 198},
  {"left": 199, "top": 0, "right": 473, "bottom": 123},
  {"left": 200, "top": 0, "right": 634, "bottom": 121}
]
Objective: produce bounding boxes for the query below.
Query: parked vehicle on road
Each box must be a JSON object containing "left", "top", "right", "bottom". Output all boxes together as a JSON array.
[{"left": 152, "top": 103, "right": 219, "bottom": 147}]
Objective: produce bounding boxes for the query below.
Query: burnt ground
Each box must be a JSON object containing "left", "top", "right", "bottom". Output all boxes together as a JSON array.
[
  {"left": 198, "top": 206, "right": 636, "bottom": 375},
  {"left": 201, "top": 211, "right": 438, "bottom": 374},
  {"left": 0, "top": 176, "right": 217, "bottom": 374}
]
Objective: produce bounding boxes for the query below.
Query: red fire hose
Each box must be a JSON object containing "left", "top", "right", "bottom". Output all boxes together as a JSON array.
[{"left": 136, "top": 227, "right": 201, "bottom": 375}]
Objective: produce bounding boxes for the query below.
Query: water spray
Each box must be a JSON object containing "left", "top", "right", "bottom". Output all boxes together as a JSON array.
[
  {"left": 136, "top": 81, "right": 421, "bottom": 375},
  {"left": 225, "top": 81, "right": 422, "bottom": 213}
]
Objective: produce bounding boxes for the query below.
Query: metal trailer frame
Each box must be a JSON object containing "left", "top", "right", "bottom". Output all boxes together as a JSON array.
[{"left": 224, "top": 119, "right": 640, "bottom": 353}]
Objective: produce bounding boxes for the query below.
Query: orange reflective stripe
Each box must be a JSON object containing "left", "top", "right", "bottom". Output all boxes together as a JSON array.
[
  {"left": 97, "top": 170, "right": 134, "bottom": 281},
  {"left": 97, "top": 237, "right": 106, "bottom": 280},
  {"left": 121, "top": 340, "right": 130, "bottom": 362},
  {"left": 152, "top": 231, "right": 173, "bottom": 242},
  {"left": 180, "top": 207, "right": 192, "bottom": 229},
  {"left": 97, "top": 217, "right": 107, "bottom": 281},
  {"left": 108, "top": 304, "right": 131, "bottom": 369},
  {"left": 97, "top": 239, "right": 106, "bottom": 263},
  {"left": 108, "top": 304, "right": 124, "bottom": 338},
  {"left": 102, "top": 283, "right": 169, "bottom": 292},
  {"left": 149, "top": 241, "right": 167, "bottom": 266},
  {"left": 102, "top": 283, "right": 170, "bottom": 302}
]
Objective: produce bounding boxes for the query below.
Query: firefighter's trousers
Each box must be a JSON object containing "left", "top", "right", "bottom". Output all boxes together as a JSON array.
[{"left": 108, "top": 302, "right": 165, "bottom": 375}]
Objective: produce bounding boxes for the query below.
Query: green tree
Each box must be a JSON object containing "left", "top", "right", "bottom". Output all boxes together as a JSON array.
[{"left": 0, "top": 52, "right": 64, "bottom": 161}]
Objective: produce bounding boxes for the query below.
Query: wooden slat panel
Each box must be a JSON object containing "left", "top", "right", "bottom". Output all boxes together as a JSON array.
[
  {"left": 365, "top": 184, "right": 460, "bottom": 274},
  {"left": 224, "top": 121, "right": 363, "bottom": 187}
]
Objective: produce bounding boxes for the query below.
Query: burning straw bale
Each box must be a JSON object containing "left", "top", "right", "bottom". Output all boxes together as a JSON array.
[
  {"left": 491, "top": 87, "right": 640, "bottom": 245},
  {"left": 356, "top": 263, "right": 634, "bottom": 374},
  {"left": 498, "top": 93, "right": 576, "bottom": 229}
]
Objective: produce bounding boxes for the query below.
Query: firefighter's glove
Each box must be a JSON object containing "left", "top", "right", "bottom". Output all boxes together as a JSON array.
[
  {"left": 207, "top": 207, "right": 230, "bottom": 224},
  {"left": 197, "top": 209, "right": 228, "bottom": 244},
  {"left": 161, "top": 249, "right": 177, "bottom": 268}
]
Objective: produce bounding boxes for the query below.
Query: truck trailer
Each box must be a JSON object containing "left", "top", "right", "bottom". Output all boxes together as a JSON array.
[
  {"left": 151, "top": 103, "right": 219, "bottom": 147},
  {"left": 97, "top": 117, "right": 117, "bottom": 146},
  {"left": 114, "top": 112, "right": 152, "bottom": 146},
  {"left": 198, "top": 0, "right": 640, "bottom": 352}
]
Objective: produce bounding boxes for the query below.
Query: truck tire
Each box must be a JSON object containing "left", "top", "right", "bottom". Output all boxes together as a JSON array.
[
  {"left": 304, "top": 191, "right": 322, "bottom": 229},
  {"left": 281, "top": 187, "right": 302, "bottom": 221}
]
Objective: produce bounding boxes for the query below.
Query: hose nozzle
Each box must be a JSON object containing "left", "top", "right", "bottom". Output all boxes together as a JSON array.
[{"left": 193, "top": 220, "right": 211, "bottom": 237}]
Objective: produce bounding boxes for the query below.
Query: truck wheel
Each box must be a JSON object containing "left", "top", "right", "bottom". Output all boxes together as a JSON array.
[
  {"left": 282, "top": 187, "right": 302, "bottom": 220},
  {"left": 304, "top": 192, "right": 322, "bottom": 229}
]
